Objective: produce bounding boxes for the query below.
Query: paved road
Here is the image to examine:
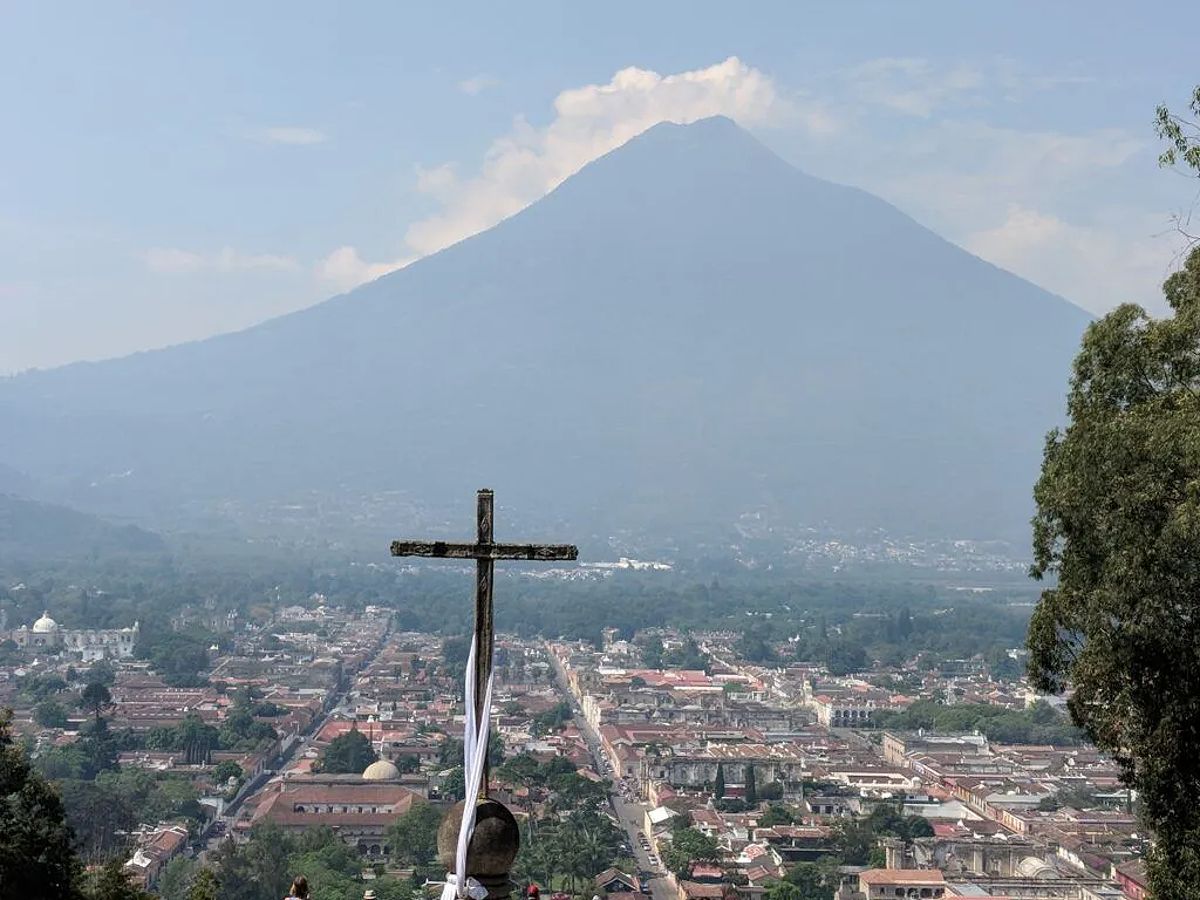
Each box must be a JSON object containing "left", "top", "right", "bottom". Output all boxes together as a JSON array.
[{"left": 545, "top": 644, "right": 676, "bottom": 900}]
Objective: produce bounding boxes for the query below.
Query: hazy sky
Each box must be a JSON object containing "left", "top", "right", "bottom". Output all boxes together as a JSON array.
[{"left": 2, "top": 2, "right": 1198, "bottom": 374}]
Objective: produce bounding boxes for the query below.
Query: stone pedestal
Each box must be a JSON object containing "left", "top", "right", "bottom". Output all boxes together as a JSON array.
[{"left": 437, "top": 797, "right": 521, "bottom": 900}]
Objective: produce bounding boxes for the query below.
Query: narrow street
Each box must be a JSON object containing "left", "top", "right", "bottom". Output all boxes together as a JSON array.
[{"left": 545, "top": 644, "right": 677, "bottom": 900}]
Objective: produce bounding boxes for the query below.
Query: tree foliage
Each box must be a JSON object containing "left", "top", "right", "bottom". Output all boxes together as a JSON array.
[
  {"left": 662, "top": 827, "right": 719, "bottom": 877},
  {"left": 1027, "top": 246, "right": 1200, "bottom": 900},
  {"left": 0, "top": 709, "right": 82, "bottom": 899},
  {"left": 387, "top": 800, "right": 442, "bottom": 867},
  {"left": 36, "top": 699, "right": 70, "bottom": 729},
  {"left": 1156, "top": 86, "right": 1200, "bottom": 179},
  {"left": 79, "top": 682, "right": 112, "bottom": 724},
  {"left": 873, "top": 699, "right": 1083, "bottom": 745},
  {"left": 318, "top": 729, "right": 376, "bottom": 775}
]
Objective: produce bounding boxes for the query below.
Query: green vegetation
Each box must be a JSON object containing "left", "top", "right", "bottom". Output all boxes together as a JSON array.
[
  {"left": 531, "top": 700, "right": 573, "bottom": 734},
  {"left": 1155, "top": 85, "right": 1200, "bottom": 176},
  {"left": 135, "top": 631, "right": 211, "bottom": 687},
  {"left": 873, "top": 700, "right": 1083, "bottom": 745},
  {"left": 758, "top": 804, "right": 794, "bottom": 826},
  {"left": 0, "top": 710, "right": 81, "bottom": 898},
  {"left": 318, "top": 729, "right": 377, "bottom": 774},
  {"left": 79, "top": 682, "right": 113, "bottom": 724},
  {"left": 662, "top": 825, "right": 720, "bottom": 877},
  {"left": 35, "top": 699, "right": 70, "bottom": 728},
  {"left": 386, "top": 801, "right": 443, "bottom": 872},
  {"left": 209, "top": 823, "right": 413, "bottom": 900},
  {"left": 840, "top": 804, "right": 934, "bottom": 857},
  {"left": 515, "top": 806, "right": 626, "bottom": 894},
  {"left": 1028, "top": 237, "right": 1200, "bottom": 900},
  {"left": 766, "top": 864, "right": 832, "bottom": 900}
]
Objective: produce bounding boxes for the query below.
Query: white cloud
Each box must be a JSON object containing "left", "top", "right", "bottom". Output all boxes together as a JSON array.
[
  {"left": 144, "top": 247, "right": 205, "bottom": 274},
  {"left": 144, "top": 247, "right": 299, "bottom": 274},
  {"left": 316, "top": 246, "right": 413, "bottom": 291},
  {"left": 405, "top": 56, "right": 820, "bottom": 258},
  {"left": 812, "top": 115, "right": 1161, "bottom": 313},
  {"left": 252, "top": 126, "right": 328, "bottom": 145},
  {"left": 964, "top": 205, "right": 1178, "bottom": 314},
  {"left": 846, "top": 57, "right": 984, "bottom": 118},
  {"left": 459, "top": 74, "right": 499, "bottom": 96},
  {"left": 325, "top": 56, "right": 817, "bottom": 289}
]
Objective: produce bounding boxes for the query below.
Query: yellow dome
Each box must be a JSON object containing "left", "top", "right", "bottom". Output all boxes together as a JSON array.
[
  {"left": 32, "top": 611, "right": 59, "bottom": 633},
  {"left": 362, "top": 759, "right": 400, "bottom": 781}
]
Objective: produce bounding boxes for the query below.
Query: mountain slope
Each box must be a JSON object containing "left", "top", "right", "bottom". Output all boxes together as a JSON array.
[
  {"left": 0, "top": 117, "right": 1090, "bottom": 544},
  {"left": 0, "top": 494, "right": 165, "bottom": 561}
]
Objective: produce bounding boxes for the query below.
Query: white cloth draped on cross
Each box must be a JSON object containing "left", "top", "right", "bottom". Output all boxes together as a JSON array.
[{"left": 440, "top": 636, "right": 495, "bottom": 900}]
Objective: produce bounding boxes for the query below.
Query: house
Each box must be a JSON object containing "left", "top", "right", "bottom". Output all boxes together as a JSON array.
[
  {"left": 122, "top": 824, "right": 189, "bottom": 888},
  {"left": 678, "top": 882, "right": 727, "bottom": 900},
  {"left": 646, "top": 804, "right": 680, "bottom": 837},
  {"left": 857, "top": 869, "right": 946, "bottom": 899},
  {"left": 595, "top": 868, "right": 641, "bottom": 894},
  {"left": 1114, "top": 860, "right": 1149, "bottom": 900},
  {"left": 243, "top": 774, "right": 420, "bottom": 856}
]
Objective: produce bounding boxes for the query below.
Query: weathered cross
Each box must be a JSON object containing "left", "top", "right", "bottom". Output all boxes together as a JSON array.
[{"left": 390, "top": 488, "right": 577, "bottom": 794}]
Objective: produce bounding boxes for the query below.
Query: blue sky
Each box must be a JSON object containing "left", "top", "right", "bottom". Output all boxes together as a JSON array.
[{"left": 2, "top": 1, "right": 1198, "bottom": 373}]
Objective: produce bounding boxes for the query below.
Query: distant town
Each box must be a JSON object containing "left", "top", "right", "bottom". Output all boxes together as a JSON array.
[{"left": 1, "top": 595, "right": 1146, "bottom": 900}]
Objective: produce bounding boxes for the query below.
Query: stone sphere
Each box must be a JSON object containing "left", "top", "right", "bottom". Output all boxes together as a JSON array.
[{"left": 437, "top": 797, "right": 520, "bottom": 897}]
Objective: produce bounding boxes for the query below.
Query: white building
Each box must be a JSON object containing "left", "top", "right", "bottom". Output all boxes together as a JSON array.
[{"left": 9, "top": 611, "right": 139, "bottom": 661}]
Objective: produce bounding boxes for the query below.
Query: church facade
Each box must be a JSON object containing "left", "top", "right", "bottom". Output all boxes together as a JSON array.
[{"left": 9, "top": 611, "right": 139, "bottom": 661}]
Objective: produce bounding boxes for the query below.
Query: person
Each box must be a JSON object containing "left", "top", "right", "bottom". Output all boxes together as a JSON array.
[{"left": 286, "top": 876, "right": 310, "bottom": 899}]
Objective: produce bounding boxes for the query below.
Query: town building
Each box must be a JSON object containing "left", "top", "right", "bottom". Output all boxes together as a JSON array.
[{"left": 8, "top": 610, "right": 139, "bottom": 660}]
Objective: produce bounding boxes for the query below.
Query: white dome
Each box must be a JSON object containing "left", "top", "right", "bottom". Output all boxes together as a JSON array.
[
  {"left": 32, "top": 611, "right": 59, "bottom": 633},
  {"left": 362, "top": 759, "right": 400, "bottom": 781}
]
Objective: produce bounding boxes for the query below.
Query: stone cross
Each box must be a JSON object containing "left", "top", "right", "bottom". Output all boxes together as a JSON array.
[{"left": 391, "top": 488, "right": 577, "bottom": 793}]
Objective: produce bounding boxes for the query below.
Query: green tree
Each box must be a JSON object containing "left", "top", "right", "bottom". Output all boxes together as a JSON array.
[
  {"left": 1027, "top": 245, "right": 1200, "bottom": 900},
  {"left": 714, "top": 762, "right": 725, "bottom": 800},
  {"left": 758, "top": 804, "right": 794, "bottom": 827},
  {"left": 1156, "top": 86, "right": 1200, "bottom": 180},
  {"left": 0, "top": 709, "right": 83, "bottom": 899},
  {"left": 212, "top": 760, "right": 243, "bottom": 785},
  {"left": 185, "top": 868, "right": 220, "bottom": 900},
  {"left": 662, "top": 827, "right": 719, "bottom": 877},
  {"left": 156, "top": 857, "right": 198, "bottom": 900},
  {"left": 765, "top": 883, "right": 804, "bottom": 900},
  {"left": 75, "top": 717, "right": 121, "bottom": 778},
  {"left": 86, "top": 660, "right": 117, "bottom": 687},
  {"left": 782, "top": 862, "right": 830, "bottom": 900},
  {"left": 35, "top": 699, "right": 70, "bottom": 729},
  {"left": 440, "top": 766, "right": 465, "bottom": 801},
  {"left": 744, "top": 764, "right": 757, "bottom": 807},
  {"left": 320, "top": 728, "right": 377, "bottom": 774},
  {"left": 82, "top": 860, "right": 153, "bottom": 900},
  {"left": 242, "top": 822, "right": 293, "bottom": 900},
  {"left": 79, "top": 682, "right": 112, "bottom": 725},
  {"left": 59, "top": 779, "right": 136, "bottom": 862},
  {"left": 388, "top": 800, "right": 443, "bottom": 866},
  {"left": 179, "top": 714, "right": 220, "bottom": 765}
]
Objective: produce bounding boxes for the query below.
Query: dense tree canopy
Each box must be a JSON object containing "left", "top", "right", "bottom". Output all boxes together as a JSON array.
[
  {"left": 0, "top": 710, "right": 82, "bottom": 899},
  {"left": 318, "top": 729, "right": 377, "bottom": 774},
  {"left": 1028, "top": 245, "right": 1200, "bottom": 899}
]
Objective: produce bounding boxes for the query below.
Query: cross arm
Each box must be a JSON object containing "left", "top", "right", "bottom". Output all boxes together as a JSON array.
[{"left": 390, "top": 541, "right": 578, "bottom": 561}]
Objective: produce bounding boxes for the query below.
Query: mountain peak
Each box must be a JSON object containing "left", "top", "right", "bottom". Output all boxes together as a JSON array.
[{"left": 0, "top": 114, "right": 1091, "bottom": 544}]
